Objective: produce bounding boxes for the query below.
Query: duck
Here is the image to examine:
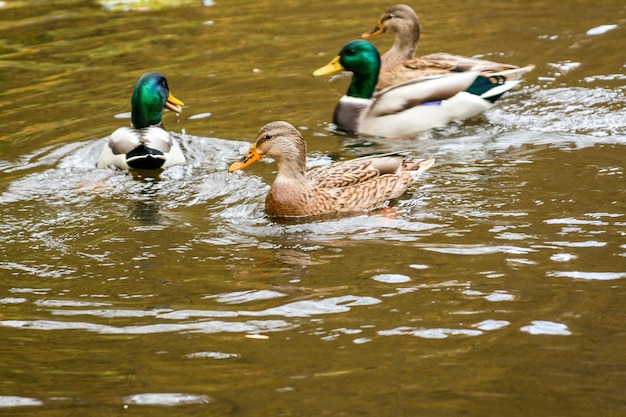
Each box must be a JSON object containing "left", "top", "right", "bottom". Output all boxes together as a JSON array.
[
  {"left": 362, "top": 3, "right": 422, "bottom": 75},
  {"left": 313, "top": 39, "right": 533, "bottom": 138},
  {"left": 361, "top": 4, "right": 534, "bottom": 90},
  {"left": 97, "top": 72, "right": 186, "bottom": 170},
  {"left": 228, "top": 121, "right": 435, "bottom": 218}
]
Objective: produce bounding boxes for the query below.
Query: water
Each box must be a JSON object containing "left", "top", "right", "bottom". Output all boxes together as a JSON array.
[{"left": 0, "top": 0, "right": 625, "bottom": 416}]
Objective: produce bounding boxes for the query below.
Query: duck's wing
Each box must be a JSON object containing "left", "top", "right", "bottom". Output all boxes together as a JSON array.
[
  {"left": 378, "top": 56, "right": 459, "bottom": 88},
  {"left": 308, "top": 153, "right": 434, "bottom": 213},
  {"left": 418, "top": 53, "right": 518, "bottom": 71},
  {"left": 370, "top": 71, "right": 481, "bottom": 117},
  {"left": 98, "top": 126, "right": 183, "bottom": 169},
  {"left": 107, "top": 127, "right": 142, "bottom": 155},
  {"left": 308, "top": 152, "right": 407, "bottom": 189},
  {"left": 109, "top": 126, "right": 175, "bottom": 154},
  {"left": 378, "top": 53, "right": 534, "bottom": 89}
]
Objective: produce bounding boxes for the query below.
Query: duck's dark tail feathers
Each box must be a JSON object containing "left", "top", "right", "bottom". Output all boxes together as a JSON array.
[
  {"left": 126, "top": 145, "right": 166, "bottom": 170},
  {"left": 466, "top": 64, "right": 535, "bottom": 103}
]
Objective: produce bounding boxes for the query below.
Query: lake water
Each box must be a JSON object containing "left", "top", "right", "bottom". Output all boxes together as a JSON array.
[{"left": 0, "top": 0, "right": 625, "bottom": 416}]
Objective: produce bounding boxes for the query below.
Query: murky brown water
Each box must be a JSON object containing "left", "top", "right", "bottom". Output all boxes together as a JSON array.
[{"left": 1, "top": 0, "right": 625, "bottom": 416}]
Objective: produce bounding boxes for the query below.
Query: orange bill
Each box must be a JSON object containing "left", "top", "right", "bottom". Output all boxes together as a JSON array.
[
  {"left": 361, "top": 23, "right": 383, "bottom": 39},
  {"left": 164, "top": 92, "right": 184, "bottom": 113},
  {"left": 312, "top": 56, "right": 345, "bottom": 77},
  {"left": 228, "top": 144, "right": 263, "bottom": 172}
]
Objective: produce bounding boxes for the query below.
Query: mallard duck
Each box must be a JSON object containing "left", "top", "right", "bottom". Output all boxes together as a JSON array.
[
  {"left": 313, "top": 39, "right": 533, "bottom": 138},
  {"left": 362, "top": 4, "right": 534, "bottom": 89},
  {"left": 228, "top": 121, "right": 434, "bottom": 218},
  {"left": 362, "top": 3, "right": 422, "bottom": 73},
  {"left": 97, "top": 72, "right": 186, "bottom": 170}
]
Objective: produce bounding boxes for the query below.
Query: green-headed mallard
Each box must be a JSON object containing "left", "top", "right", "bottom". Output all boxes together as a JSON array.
[
  {"left": 97, "top": 72, "right": 186, "bottom": 170},
  {"left": 228, "top": 121, "right": 434, "bottom": 218},
  {"left": 362, "top": 4, "right": 534, "bottom": 90},
  {"left": 313, "top": 39, "right": 533, "bottom": 138}
]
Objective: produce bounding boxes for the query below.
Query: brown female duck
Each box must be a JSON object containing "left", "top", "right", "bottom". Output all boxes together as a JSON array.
[
  {"left": 228, "top": 121, "right": 434, "bottom": 218},
  {"left": 362, "top": 4, "right": 534, "bottom": 89}
]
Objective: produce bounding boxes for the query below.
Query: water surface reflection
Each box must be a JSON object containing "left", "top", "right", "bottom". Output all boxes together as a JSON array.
[{"left": 1, "top": 0, "right": 625, "bottom": 416}]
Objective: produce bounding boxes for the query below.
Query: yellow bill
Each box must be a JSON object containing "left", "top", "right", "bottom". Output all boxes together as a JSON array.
[
  {"left": 164, "top": 92, "right": 184, "bottom": 113},
  {"left": 312, "top": 56, "right": 345, "bottom": 77}
]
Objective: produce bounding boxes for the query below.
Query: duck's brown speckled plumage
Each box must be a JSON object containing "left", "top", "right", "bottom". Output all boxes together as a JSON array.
[
  {"left": 362, "top": 4, "right": 531, "bottom": 90},
  {"left": 228, "top": 121, "right": 434, "bottom": 218}
]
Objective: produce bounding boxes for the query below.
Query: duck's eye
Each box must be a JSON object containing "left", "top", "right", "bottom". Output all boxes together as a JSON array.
[
  {"left": 258, "top": 133, "right": 272, "bottom": 145},
  {"left": 345, "top": 48, "right": 356, "bottom": 56}
]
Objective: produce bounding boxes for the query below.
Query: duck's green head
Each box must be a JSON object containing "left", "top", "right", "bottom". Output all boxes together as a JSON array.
[
  {"left": 337, "top": 40, "right": 381, "bottom": 77},
  {"left": 313, "top": 40, "right": 380, "bottom": 99},
  {"left": 130, "top": 72, "right": 184, "bottom": 129}
]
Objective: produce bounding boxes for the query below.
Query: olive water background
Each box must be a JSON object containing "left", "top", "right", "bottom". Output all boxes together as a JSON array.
[{"left": 0, "top": 0, "right": 625, "bottom": 416}]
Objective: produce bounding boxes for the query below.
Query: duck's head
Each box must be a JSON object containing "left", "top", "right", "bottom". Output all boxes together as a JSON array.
[
  {"left": 130, "top": 72, "right": 184, "bottom": 129},
  {"left": 313, "top": 40, "right": 380, "bottom": 99},
  {"left": 314, "top": 40, "right": 381, "bottom": 77},
  {"left": 361, "top": 4, "right": 421, "bottom": 38},
  {"left": 229, "top": 121, "right": 306, "bottom": 173}
]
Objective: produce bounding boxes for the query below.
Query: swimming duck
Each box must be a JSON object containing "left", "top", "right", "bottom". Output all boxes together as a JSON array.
[
  {"left": 97, "top": 72, "right": 186, "bottom": 170},
  {"left": 362, "top": 4, "right": 534, "bottom": 89},
  {"left": 313, "top": 39, "right": 533, "bottom": 138},
  {"left": 362, "top": 3, "right": 422, "bottom": 74},
  {"left": 228, "top": 121, "right": 434, "bottom": 218}
]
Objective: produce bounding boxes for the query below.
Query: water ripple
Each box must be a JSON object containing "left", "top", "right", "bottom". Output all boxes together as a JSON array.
[
  {"left": 0, "top": 318, "right": 295, "bottom": 335},
  {"left": 0, "top": 396, "right": 42, "bottom": 408},
  {"left": 204, "top": 289, "right": 287, "bottom": 304},
  {"left": 378, "top": 326, "right": 483, "bottom": 339},
  {"left": 547, "top": 271, "right": 626, "bottom": 281},
  {"left": 520, "top": 321, "right": 572, "bottom": 336},
  {"left": 185, "top": 351, "right": 239, "bottom": 359},
  {"left": 473, "top": 320, "right": 510, "bottom": 331},
  {"left": 123, "top": 393, "right": 210, "bottom": 406},
  {"left": 421, "top": 244, "right": 535, "bottom": 255},
  {"left": 1, "top": 295, "right": 381, "bottom": 335}
]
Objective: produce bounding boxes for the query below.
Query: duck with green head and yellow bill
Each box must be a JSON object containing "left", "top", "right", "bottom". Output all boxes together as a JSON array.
[
  {"left": 313, "top": 39, "right": 533, "bottom": 138},
  {"left": 361, "top": 4, "right": 534, "bottom": 90},
  {"left": 97, "top": 72, "right": 186, "bottom": 170},
  {"left": 228, "top": 121, "right": 434, "bottom": 218}
]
